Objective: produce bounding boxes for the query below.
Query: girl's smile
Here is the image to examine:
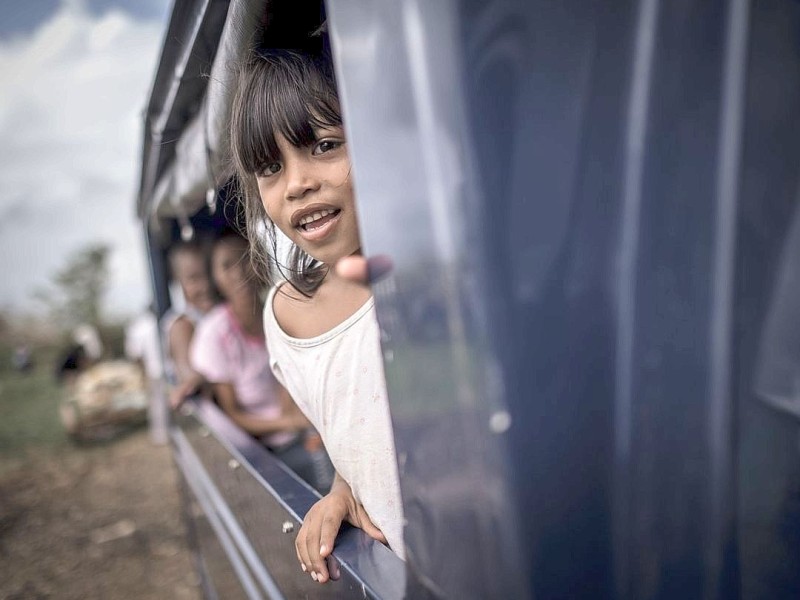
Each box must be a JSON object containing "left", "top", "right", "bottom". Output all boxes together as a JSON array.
[{"left": 291, "top": 203, "right": 343, "bottom": 242}]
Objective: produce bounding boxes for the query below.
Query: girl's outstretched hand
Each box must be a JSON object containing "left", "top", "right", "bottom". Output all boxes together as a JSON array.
[
  {"left": 335, "top": 255, "right": 393, "bottom": 286},
  {"left": 296, "top": 473, "right": 387, "bottom": 584}
]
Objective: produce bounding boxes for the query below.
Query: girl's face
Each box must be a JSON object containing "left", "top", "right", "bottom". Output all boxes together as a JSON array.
[
  {"left": 255, "top": 126, "right": 360, "bottom": 266},
  {"left": 174, "top": 252, "right": 213, "bottom": 312},
  {"left": 211, "top": 241, "right": 253, "bottom": 300}
]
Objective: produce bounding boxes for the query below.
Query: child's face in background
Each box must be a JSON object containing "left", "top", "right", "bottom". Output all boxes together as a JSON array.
[
  {"left": 211, "top": 241, "right": 253, "bottom": 300},
  {"left": 174, "top": 251, "right": 213, "bottom": 312},
  {"left": 256, "top": 127, "right": 361, "bottom": 267}
]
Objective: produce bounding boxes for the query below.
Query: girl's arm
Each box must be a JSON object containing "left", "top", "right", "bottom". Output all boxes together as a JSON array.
[
  {"left": 169, "top": 373, "right": 205, "bottom": 408},
  {"left": 212, "top": 382, "right": 309, "bottom": 435},
  {"left": 295, "top": 471, "right": 387, "bottom": 584},
  {"left": 275, "top": 381, "right": 312, "bottom": 428},
  {"left": 169, "top": 317, "right": 207, "bottom": 408},
  {"left": 169, "top": 316, "right": 197, "bottom": 383}
]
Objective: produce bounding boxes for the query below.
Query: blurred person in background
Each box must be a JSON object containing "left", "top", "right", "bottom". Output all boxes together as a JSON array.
[
  {"left": 161, "top": 239, "right": 216, "bottom": 405},
  {"left": 125, "top": 304, "right": 167, "bottom": 444},
  {"left": 55, "top": 323, "right": 103, "bottom": 384},
  {"left": 189, "top": 231, "right": 332, "bottom": 492}
]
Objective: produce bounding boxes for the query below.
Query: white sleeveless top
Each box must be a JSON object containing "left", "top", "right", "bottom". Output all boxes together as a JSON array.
[
  {"left": 160, "top": 304, "right": 207, "bottom": 384},
  {"left": 263, "top": 285, "right": 405, "bottom": 558}
]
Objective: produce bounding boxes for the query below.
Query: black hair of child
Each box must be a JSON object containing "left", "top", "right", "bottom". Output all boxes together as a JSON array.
[{"left": 230, "top": 47, "right": 341, "bottom": 296}]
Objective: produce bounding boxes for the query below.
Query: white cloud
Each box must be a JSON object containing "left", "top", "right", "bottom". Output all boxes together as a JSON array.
[{"left": 0, "top": 0, "right": 167, "bottom": 319}]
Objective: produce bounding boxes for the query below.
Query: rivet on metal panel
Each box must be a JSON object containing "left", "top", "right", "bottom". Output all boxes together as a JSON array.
[
  {"left": 198, "top": 427, "right": 209, "bottom": 437},
  {"left": 282, "top": 521, "right": 294, "bottom": 534},
  {"left": 228, "top": 459, "right": 240, "bottom": 470},
  {"left": 489, "top": 410, "right": 512, "bottom": 434}
]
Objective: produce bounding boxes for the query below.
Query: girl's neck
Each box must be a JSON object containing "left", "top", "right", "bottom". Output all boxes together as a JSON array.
[
  {"left": 228, "top": 291, "right": 264, "bottom": 338},
  {"left": 275, "top": 265, "right": 372, "bottom": 340}
]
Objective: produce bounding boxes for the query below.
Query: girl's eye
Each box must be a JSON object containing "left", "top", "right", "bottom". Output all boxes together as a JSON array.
[
  {"left": 258, "top": 162, "right": 281, "bottom": 178},
  {"left": 313, "top": 139, "right": 343, "bottom": 156}
]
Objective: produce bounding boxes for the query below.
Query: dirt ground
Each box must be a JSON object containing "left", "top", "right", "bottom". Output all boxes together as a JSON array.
[{"left": 0, "top": 429, "right": 201, "bottom": 600}]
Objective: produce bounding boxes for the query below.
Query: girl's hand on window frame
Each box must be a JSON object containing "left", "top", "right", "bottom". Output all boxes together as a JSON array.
[{"left": 295, "top": 472, "right": 387, "bottom": 584}]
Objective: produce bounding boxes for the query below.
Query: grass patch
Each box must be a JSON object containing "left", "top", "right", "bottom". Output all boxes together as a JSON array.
[{"left": 0, "top": 344, "right": 69, "bottom": 460}]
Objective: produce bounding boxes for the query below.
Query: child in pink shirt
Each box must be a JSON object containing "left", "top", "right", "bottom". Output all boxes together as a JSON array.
[{"left": 190, "top": 232, "right": 330, "bottom": 489}]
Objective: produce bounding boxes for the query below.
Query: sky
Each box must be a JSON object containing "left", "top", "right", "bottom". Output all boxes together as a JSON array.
[{"left": 0, "top": 0, "right": 172, "bottom": 320}]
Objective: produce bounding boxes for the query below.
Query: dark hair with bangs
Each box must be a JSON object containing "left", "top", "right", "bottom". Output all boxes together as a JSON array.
[{"left": 230, "top": 48, "right": 341, "bottom": 296}]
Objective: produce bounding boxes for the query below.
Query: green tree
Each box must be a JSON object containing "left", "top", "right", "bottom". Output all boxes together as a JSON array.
[{"left": 36, "top": 244, "right": 111, "bottom": 330}]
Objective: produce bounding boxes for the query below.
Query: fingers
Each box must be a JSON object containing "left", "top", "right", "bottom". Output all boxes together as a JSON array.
[
  {"left": 295, "top": 496, "right": 346, "bottom": 584},
  {"left": 335, "top": 255, "right": 394, "bottom": 286},
  {"left": 325, "top": 554, "right": 341, "bottom": 581},
  {"left": 318, "top": 513, "right": 339, "bottom": 559},
  {"left": 294, "top": 490, "right": 387, "bottom": 585},
  {"left": 295, "top": 521, "right": 316, "bottom": 579},
  {"left": 304, "top": 520, "right": 327, "bottom": 582},
  {"left": 295, "top": 546, "right": 308, "bottom": 574},
  {"left": 335, "top": 256, "right": 368, "bottom": 284},
  {"left": 352, "top": 504, "right": 388, "bottom": 545},
  {"left": 310, "top": 512, "right": 345, "bottom": 583}
]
